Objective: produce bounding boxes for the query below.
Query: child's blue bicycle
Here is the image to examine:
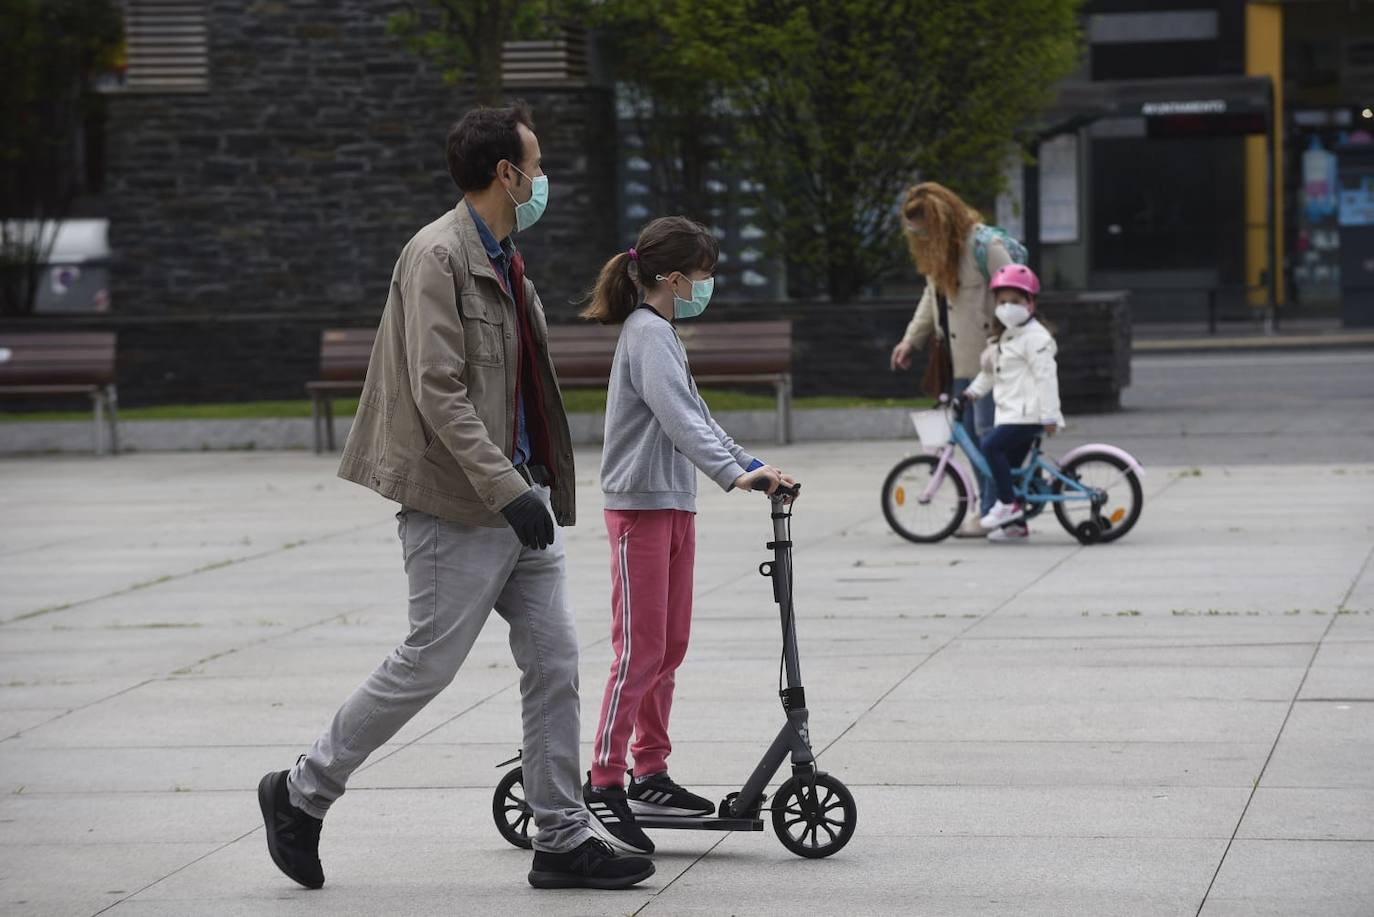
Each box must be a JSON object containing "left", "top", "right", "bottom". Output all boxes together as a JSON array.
[{"left": 881, "top": 397, "right": 1145, "bottom": 545}]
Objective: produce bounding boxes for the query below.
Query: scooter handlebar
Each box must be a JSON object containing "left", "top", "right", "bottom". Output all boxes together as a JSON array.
[{"left": 750, "top": 478, "right": 801, "bottom": 499}]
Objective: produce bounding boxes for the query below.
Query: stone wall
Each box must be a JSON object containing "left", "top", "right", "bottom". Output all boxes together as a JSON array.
[
  {"left": 104, "top": 0, "right": 617, "bottom": 323},
  {"left": 29, "top": 2, "right": 1128, "bottom": 414}
]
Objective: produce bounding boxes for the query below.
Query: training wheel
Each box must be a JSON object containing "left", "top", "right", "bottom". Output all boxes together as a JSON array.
[
  {"left": 1074, "top": 520, "right": 1103, "bottom": 545},
  {"left": 770, "top": 772, "right": 856, "bottom": 859},
  {"left": 492, "top": 766, "right": 534, "bottom": 849}
]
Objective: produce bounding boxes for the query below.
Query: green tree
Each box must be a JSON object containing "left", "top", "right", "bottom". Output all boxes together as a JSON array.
[
  {"left": 0, "top": 0, "right": 123, "bottom": 316},
  {"left": 388, "top": 0, "right": 568, "bottom": 106},
  {"left": 615, "top": 0, "right": 1083, "bottom": 300},
  {"left": 591, "top": 0, "right": 729, "bottom": 224}
]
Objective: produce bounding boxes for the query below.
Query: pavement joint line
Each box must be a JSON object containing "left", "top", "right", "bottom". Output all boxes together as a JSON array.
[
  {"left": 82, "top": 682, "right": 532, "bottom": 912},
  {"left": 631, "top": 833, "right": 733, "bottom": 915},
  {"left": 3, "top": 780, "right": 1326, "bottom": 796},
  {"left": 0, "top": 517, "right": 386, "bottom": 627},
  {"left": 0, "top": 604, "right": 373, "bottom": 745},
  {"left": 0, "top": 678, "right": 155, "bottom": 746},
  {"left": 0, "top": 536, "right": 82, "bottom": 560},
  {"left": 87, "top": 828, "right": 259, "bottom": 917},
  {"left": 813, "top": 510, "right": 1119, "bottom": 759},
  {"left": 694, "top": 502, "right": 877, "bottom": 602},
  {"left": 1190, "top": 540, "right": 1373, "bottom": 917},
  {"left": 811, "top": 468, "right": 1186, "bottom": 762}
]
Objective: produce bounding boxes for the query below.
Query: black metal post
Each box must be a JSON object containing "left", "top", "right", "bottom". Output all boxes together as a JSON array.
[
  {"left": 1266, "top": 94, "right": 1279, "bottom": 332},
  {"left": 1022, "top": 143, "right": 1041, "bottom": 274}
]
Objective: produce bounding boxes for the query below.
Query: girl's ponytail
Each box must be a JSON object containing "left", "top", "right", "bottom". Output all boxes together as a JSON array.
[
  {"left": 581, "top": 217, "right": 719, "bottom": 324},
  {"left": 581, "top": 251, "right": 639, "bottom": 324}
]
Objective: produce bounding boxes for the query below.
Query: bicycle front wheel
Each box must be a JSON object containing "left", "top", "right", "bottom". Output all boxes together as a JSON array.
[
  {"left": 1052, "top": 451, "right": 1143, "bottom": 544},
  {"left": 881, "top": 455, "right": 968, "bottom": 543}
]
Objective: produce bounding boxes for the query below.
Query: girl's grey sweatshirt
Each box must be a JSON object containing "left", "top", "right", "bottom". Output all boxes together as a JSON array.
[{"left": 600, "top": 307, "right": 757, "bottom": 512}]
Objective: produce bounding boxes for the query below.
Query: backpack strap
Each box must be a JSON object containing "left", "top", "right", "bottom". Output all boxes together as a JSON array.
[{"left": 973, "top": 224, "right": 991, "bottom": 284}]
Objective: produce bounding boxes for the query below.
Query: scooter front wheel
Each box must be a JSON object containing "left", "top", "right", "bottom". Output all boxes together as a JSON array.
[
  {"left": 771, "top": 772, "right": 856, "bottom": 858},
  {"left": 493, "top": 766, "right": 534, "bottom": 849}
]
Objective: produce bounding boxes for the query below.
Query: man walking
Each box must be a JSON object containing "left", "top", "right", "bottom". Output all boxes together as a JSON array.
[{"left": 258, "top": 103, "right": 654, "bottom": 891}]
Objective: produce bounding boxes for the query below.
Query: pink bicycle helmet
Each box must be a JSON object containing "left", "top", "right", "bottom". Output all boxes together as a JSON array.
[{"left": 989, "top": 263, "right": 1041, "bottom": 298}]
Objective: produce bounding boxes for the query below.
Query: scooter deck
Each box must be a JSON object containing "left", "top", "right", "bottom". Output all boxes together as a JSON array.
[{"left": 636, "top": 815, "right": 764, "bottom": 832}]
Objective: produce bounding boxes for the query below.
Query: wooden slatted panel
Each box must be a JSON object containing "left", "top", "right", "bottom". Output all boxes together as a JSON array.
[
  {"left": 123, "top": 0, "right": 209, "bottom": 93},
  {"left": 318, "top": 328, "right": 376, "bottom": 382},
  {"left": 676, "top": 321, "right": 792, "bottom": 376},
  {"left": 546, "top": 325, "right": 620, "bottom": 379},
  {"left": 502, "top": 27, "right": 588, "bottom": 87},
  {"left": 311, "top": 321, "right": 793, "bottom": 385},
  {"left": 0, "top": 333, "right": 117, "bottom": 387}
]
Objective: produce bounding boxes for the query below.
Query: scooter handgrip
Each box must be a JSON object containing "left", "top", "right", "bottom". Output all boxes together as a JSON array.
[{"left": 752, "top": 479, "right": 801, "bottom": 498}]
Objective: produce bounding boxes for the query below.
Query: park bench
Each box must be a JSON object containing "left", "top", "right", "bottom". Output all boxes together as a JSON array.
[
  {"left": 308, "top": 319, "right": 794, "bottom": 453},
  {"left": 0, "top": 332, "right": 119, "bottom": 455},
  {"left": 307, "top": 328, "right": 375, "bottom": 454},
  {"left": 549, "top": 320, "right": 794, "bottom": 445}
]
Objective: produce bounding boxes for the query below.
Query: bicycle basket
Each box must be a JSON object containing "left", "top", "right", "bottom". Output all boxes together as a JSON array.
[{"left": 910, "top": 409, "right": 952, "bottom": 449}]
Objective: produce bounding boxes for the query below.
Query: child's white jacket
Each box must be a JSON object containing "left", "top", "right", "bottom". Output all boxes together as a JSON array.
[{"left": 965, "top": 318, "right": 1064, "bottom": 427}]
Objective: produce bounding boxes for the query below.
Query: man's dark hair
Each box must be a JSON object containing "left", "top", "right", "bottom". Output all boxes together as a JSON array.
[{"left": 445, "top": 101, "right": 535, "bottom": 192}]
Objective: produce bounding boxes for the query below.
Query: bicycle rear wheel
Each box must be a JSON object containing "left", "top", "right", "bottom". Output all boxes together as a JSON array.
[
  {"left": 1052, "top": 451, "right": 1143, "bottom": 544},
  {"left": 881, "top": 455, "right": 968, "bottom": 543}
]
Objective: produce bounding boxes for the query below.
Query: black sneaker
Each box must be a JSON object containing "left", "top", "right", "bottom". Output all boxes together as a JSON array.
[
  {"left": 258, "top": 769, "right": 324, "bottom": 889},
  {"left": 528, "top": 836, "right": 655, "bottom": 890},
  {"left": 628, "top": 772, "right": 714, "bottom": 817},
  {"left": 583, "top": 778, "right": 655, "bottom": 854}
]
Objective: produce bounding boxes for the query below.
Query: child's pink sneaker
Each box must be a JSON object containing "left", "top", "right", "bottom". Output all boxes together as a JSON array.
[{"left": 987, "top": 523, "right": 1029, "bottom": 544}]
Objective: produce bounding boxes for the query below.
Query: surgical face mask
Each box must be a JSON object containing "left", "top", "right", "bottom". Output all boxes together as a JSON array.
[
  {"left": 657, "top": 272, "right": 714, "bottom": 319},
  {"left": 995, "top": 302, "right": 1031, "bottom": 328},
  {"left": 505, "top": 165, "right": 548, "bottom": 232}
]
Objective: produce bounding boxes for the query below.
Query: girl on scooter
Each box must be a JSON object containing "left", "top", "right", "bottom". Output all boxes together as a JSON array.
[
  {"left": 962, "top": 264, "right": 1064, "bottom": 544},
  {"left": 576, "top": 217, "right": 796, "bottom": 854}
]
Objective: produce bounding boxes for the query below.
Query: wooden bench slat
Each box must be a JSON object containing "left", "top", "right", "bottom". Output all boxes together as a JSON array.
[
  {"left": 0, "top": 333, "right": 117, "bottom": 387},
  {"left": 0, "top": 332, "right": 120, "bottom": 454},
  {"left": 308, "top": 323, "right": 795, "bottom": 394},
  {"left": 0, "top": 384, "right": 103, "bottom": 395}
]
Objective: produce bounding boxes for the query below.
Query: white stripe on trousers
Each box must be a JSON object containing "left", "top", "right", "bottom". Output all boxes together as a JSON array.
[{"left": 598, "top": 530, "right": 633, "bottom": 768}]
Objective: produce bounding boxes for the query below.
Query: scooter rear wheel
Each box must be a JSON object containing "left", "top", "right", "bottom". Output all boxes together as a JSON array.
[
  {"left": 493, "top": 766, "right": 534, "bottom": 849},
  {"left": 771, "top": 772, "right": 856, "bottom": 858}
]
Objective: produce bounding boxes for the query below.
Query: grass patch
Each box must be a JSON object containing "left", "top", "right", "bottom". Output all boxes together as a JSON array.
[{"left": 1, "top": 390, "right": 929, "bottom": 421}]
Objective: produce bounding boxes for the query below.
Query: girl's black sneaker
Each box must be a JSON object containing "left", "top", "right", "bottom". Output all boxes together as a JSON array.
[
  {"left": 528, "top": 837, "right": 655, "bottom": 889},
  {"left": 583, "top": 778, "right": 655, "bottom": 854},
  {"left": 628, "top": 772, "right": 714, "bottom": 817}
]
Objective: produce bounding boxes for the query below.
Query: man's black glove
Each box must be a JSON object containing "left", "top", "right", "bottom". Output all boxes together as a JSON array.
[{"left": 500, "top": 490, "right": 555, "bottom": 551}]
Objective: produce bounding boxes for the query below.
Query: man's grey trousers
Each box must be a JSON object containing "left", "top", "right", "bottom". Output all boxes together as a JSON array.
[{"left": 287, "top": 487, "right": 593, "bottom": 853}]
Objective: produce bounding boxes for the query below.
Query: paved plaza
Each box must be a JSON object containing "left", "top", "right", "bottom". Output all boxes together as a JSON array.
[{"left": 1, "top": 350, "right": 1372, "bottom": 916}]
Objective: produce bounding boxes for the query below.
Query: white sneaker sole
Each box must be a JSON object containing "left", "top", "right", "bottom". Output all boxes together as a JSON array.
[{"left": 629, "top": 799, "right": 713, "bottom": 817}]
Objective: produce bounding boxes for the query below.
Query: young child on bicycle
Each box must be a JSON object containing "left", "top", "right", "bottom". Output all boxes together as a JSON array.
[
  {"left": 962, "top": 264, "right": 1063, "bottom": 543},
  {"left": 578, "top": 216, "right": 796, "bottom": 854}
]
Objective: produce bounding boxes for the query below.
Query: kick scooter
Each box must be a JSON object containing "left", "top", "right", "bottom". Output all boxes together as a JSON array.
[{"left": 491, "top": 480, "right": 857, "bottom": 858}]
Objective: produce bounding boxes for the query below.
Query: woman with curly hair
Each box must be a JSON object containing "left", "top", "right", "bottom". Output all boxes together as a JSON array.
[{"left": 889, "top": 181, "right": 1012, "bottom": 534}]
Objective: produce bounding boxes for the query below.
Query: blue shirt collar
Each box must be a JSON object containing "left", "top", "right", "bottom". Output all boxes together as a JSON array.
[{"left": 467, "top": 202, "right": 513, "bottom": 262}]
